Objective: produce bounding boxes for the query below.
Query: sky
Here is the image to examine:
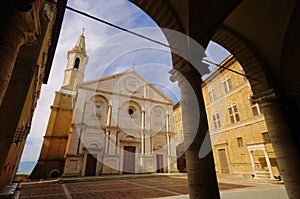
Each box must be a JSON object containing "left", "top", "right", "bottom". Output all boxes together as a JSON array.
[{"left": 20, "top": 0, "right": 230, "bottom": 162}]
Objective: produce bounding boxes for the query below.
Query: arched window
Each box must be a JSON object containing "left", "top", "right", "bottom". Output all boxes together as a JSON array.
[{"left": 74, "top": 57, "right": 80, "bottom": 69}]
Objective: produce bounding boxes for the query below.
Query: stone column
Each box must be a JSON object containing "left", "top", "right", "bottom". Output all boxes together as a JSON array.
[
  {"left": 263, "top": 149, "right": 275, "bottom": 180},
  {"left": 141, "top": 132, "right": 144, "bottom": 154},
  {"left": 141, "top": 111, "right": 145, "bottom": 154},
  {"left": 166, "top": 132, "right": 170, "bottom": 173},
  {"left": 104, "top": 131, "right": 109, "bottom": 155},
  {"left": 252, "top": 89, "right": 300, "bottom": 198},
  {"left": 170, "top": 66, "right": 220, "bottom": 199},
  {"left": 170, "top": 134, "right": 177, "bottom": 156},
  {"left": 106, "top": 105, "right": 112, "bottom": 126},
  {"left": 248, "top": 150, "right": 256, "bottom": 177},
  {"left": 108, "top": 131, "right": 117, "bottom": 155},
  {"left": 144, "top": 133, "right": 151, "bottom": 154},
  {"left": 142, "top": 111, "right": 145, "bottom": 130},
  {"left": 0, "top": 8, "right": 36, "bottom": 106}
]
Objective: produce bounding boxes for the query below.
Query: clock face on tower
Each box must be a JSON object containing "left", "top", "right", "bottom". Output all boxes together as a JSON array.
[{"left": 124, "top": 76, "right": 139, "bottom": 92}]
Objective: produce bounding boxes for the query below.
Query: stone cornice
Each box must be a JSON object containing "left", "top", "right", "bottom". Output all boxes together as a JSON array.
[
  {"left": 251, "top": 89, "right": 279, "bottom": 104},
  {"left": 79, "top": 86, "right": 173, "bottom": 105}
]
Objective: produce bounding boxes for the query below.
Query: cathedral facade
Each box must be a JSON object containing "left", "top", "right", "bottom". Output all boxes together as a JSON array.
[
  {"left": 63, "top": 69, "right": 178, "bottom": 176},
  {"left": 31, "top": 33, "right": 177, "bottom": 178}
]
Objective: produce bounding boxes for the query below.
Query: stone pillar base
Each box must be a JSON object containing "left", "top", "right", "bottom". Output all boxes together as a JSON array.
[
  {"left": 168, "top": 156, "right": 179, "bottom": 173},
  {"left": 102, "top": 155, "right": 120, "bottom": 174},
  {"left": 140, "top": 155, "right": 156, "bottom": 173}
]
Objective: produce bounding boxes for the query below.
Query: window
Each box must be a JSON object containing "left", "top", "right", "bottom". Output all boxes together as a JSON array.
[
  {"left": 223, "top": 77, "right": 233, "bottom": 93},
  {"left": 262, "top": 132, "right": 271, "bottom": 144},
  {"left": 237, "top": 137, "right": 244, "bottom": 147},
  {"left": 228, "top": 103, "right": 240, "bottom": 123},
  {"left": 212, "top": 111, "right": 221, "bottom": 129},
  {"left": 208, "top": 87, "right": 216, "bottom": 102},
  {"left": 249, "top": 98, "right": 261, "bottom": 116},
  {"left": 74, "top": 57, "right": 80, "bottom": 69}
]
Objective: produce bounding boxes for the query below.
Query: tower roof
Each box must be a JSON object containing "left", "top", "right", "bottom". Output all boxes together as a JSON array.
[{"left": 73, "top": 32, "right": 86, "bottom": 54}]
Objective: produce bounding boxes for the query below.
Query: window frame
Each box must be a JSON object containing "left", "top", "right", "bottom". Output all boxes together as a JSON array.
[
  {"left": 228, "top": 102, "right": 240, "bottom": 123},
  {"left": 212, "top": 110, "right": 222, "bottom": 129},
  {"left": 223, "top": 76, "right": 233, "bottom": 93},
  {"left": 237, "top": 137, "right": 244, "bottom": 147},
  {"left": 262, "top": 132, "right": 271, "bottom": 144},
  {"left": 208, "top": 87, "right": 216, "bottom": 102}
]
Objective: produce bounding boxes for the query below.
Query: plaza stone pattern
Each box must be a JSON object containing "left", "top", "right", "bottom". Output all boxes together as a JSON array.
[{"left": 63, "top": 69, "right": 178, "bottom": 176}]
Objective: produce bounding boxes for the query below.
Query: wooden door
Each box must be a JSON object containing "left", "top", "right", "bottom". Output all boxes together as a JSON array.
[
  {"left": 123, "top": 146, "right": 136, "bottom": 174},
  {"left": 85, "top": 154, "right": 97, "bottom": 176},
  {"left": 156, "top": 154, "right": 164, "bottom": 173},
  {"left": 218, "top": 149, "right": 230, "bottom": 173}
]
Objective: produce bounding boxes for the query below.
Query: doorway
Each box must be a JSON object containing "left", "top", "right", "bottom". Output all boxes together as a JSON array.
[
  {"left": 123, "top": 146, "right": 136, "bottom": 174},
  {"left": 156, "top": 154, "right": 164, "bottom": 173},
  {"left": 85, "top": 154, "right": 97, "bottom": 176},
  {"left": 218, "top": 149, "right": 230, "bottom": 173}
]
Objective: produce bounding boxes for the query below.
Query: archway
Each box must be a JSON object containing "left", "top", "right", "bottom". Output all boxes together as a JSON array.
[
  {"left": 49, "top": 169, "right": 60, "bottom": 178},
  {"left": 129, "top": 1, "right": 300, "bottom": 198}
]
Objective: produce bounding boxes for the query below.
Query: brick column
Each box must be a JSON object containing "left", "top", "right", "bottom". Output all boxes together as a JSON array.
[
  {"left": 252, "top": 89, "right": 300, "bottom": 199},
  {"left": 170, "top": 66, "right": 220, "bottom": 199}
]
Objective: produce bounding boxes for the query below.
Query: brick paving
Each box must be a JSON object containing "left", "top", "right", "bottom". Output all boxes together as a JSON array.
[{"left": 20, "top": 174, "right": 285, "bottom": 199}]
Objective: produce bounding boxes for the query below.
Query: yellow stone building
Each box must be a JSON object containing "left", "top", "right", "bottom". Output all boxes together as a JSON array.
[
  {"left": 174, "top": 55, "right": 280, "bottom": 179},
  {"left": 30, "top": 33, "right": 88, "bottom": 179}
]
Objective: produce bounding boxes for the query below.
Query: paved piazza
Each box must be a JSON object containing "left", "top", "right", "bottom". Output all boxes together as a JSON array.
[{"left": 20, "top": 174, "right": 286, "bottom": 199}]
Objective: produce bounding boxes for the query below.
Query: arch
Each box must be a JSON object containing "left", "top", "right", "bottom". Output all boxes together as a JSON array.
[
  {"left": 130, "top": 0, "right": 184, "bottom": 32},
  {"left": 153, "top": 144, "right": 163, "bottom": 151},
  {"left": 150, "top": 105, "right": 167, "bottom": 132},
  {"left": 212, "top": 26, "right": 270, "bottom": 95},
  {"left": 123, "top": 135, "right": 136, "bottom": 141},
  {"left": 88, "top": 95, "right": 109, "bottom": 127},
  {"left": 151, "top": 105, "right": 167, "bottom": 118},
  {"left": 49, "top": 169, "right": 60, "bottom": 178},
  {"left": 74, "top": 57, "right": 80, "bottom": 70},
  {"left": 85, "top": 142, "right": 101, "bottom": 151},
  {"left": 127, "top": 100, "right": 142, "bottom": 110},
  {"left": 121, "top": 100, "right": 142, "bottom": 117},
  {"left": 89, "top": 95, "right": 109, "bottom": 104}
]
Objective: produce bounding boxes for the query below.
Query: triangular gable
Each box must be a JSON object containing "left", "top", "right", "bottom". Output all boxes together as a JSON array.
[{"left": 78, "top": 69, "right": 173, "bottom": 104}]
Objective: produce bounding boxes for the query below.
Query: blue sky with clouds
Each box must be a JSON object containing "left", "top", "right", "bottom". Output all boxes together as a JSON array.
[{"left": 20, "top": 0, "right": 229, "bottom": 162}]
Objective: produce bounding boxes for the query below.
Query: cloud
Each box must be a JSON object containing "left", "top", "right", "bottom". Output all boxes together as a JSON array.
[{"left": 21, "top": 137, "right": 43, "bottom": 161}]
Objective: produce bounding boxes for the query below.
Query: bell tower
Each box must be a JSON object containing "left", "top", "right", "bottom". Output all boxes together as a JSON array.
[
  {"left": 62, "top": 31, "right": 88, "bottom": 91},
  {"left": 30, "top": 32, "right": 89, "bottom": 179}
]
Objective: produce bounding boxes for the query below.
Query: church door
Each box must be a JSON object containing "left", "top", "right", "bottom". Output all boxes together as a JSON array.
[
  {"left": 123, "top": 146, "right": 136, "bottom": 174},
  {"left": 156, "top": 154, "right": 164, "bottom": 173},
  {"left": 218, "top": 149, "right": 230, "bottom": 173},
  {"left": 85, "top": 154, "right": 97, "bottom": 176}
]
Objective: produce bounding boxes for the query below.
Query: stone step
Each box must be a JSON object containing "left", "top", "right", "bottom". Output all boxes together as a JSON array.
[
  {"left": 255, "top": 171, "right": 271, "bottom": 178},
  {"left": 0, "top": 183, "right": 18, "bottom": 198}
]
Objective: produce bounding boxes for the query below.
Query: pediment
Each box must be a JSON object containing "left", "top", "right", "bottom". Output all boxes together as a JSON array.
[{"left": 79, "top": 69, "right": 173, "bottom": 104}]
